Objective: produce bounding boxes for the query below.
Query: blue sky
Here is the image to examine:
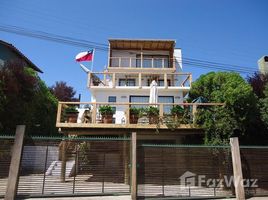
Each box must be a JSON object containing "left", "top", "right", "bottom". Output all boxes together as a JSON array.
[{"left": 0, "top": 0, "right": 268, "bottom": 101}]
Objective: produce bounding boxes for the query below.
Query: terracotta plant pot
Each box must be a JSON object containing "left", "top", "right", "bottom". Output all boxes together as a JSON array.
[
  {"left": 149, "top": 115, "right": 158, "bottom": 124},
  {"left": 102, "top": 114, "right": 113, "bottom": 123},
  {"left": 130, "top": 114, "right": 139, "bottom": 124},
  {"left": 66, "top": 112, "right": 78, "bottom": 123}
]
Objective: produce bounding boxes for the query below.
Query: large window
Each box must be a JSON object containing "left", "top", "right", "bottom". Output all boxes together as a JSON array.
[
  {"left": 130, "top": 95, "right": 174, "bottom": 113},
  {"left": 158, "top": 96, "right": 174, "bottom": 114},
  {"left": 136, "top": 55, "right": 169, "bottom": 68},
  {"left": 147, "top": 79, "right": 171, "bottom": 86},
  {"left": 130, "top": 96, "right": 149, "bottom": 108},
  {"left": 119, "top": 79, "right": 136, "bottom": 86}
]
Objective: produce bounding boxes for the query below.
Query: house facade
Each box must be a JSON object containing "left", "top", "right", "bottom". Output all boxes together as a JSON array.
[
  {"left": 56, "top": 39, "right": 224, "bottom": 137},
  {"left": 89, "top": 39, "right": 191, "bottom": 124}
]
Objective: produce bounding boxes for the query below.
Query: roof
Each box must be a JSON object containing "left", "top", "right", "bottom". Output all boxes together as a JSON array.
[
  {"left": 0, "top": 40, "right": 43, "bottom": 73},
  {"left": 108, "top": 39, "right": 175, "bottom": 50}
]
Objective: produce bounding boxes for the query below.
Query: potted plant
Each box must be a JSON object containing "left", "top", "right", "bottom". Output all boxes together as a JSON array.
[
  {"left": 99, "top": 105, "right": 114, "bottom": 123},
  {"left": 146, "top": 106, "right": 159, "bottom": 124},
  {"left": 129, "top": 107, "right": 141, "bottom": 124},
  {"left": 64, "top": 106, "right": 79, "bottom": 123},
  {"left": 171, "top": 105, "right": 184, "bottom": 118}
]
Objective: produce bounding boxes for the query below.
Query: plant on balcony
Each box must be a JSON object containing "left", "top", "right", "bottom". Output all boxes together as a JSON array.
[
  {"left": 171, "top": 105, "right": 184, "bottom": 118},
  {"left": 99, "top": 105, "right": 114, "bottom": 124},
  {"left": 146, "top": 106, "right": 159, "bottom": 124},
  {"left": 129, "top": 107, "right": 143, "bottom": 124},
  {"left": 64, "top": 106, "right": 79, "bottom": 123}
]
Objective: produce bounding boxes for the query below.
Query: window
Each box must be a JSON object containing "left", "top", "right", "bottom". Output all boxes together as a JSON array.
[
  {"left": 136, "top": 54, "right": 170, "bottom": 68},
  {"left": 108, "top": 96, "right": 116, "bottom": 102},
  {"left": 158, "top": 79, "right": 171, "bottom": 86},
  {"left": 130, "top": 96, "right": 149, "bottom": 108},
  {"left": 147, "top": 79, "right": 171, "bottom": 86},
  {"left": 158, "top": 96, "right": 174, "bottom": 114},
  {"left": 119, "top": 79, "right": 136, "bottom": 86}
]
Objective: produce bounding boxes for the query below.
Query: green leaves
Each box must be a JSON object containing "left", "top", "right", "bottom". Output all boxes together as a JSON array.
[{"left": 190, "top": 72, "right": 258, "bottom": 145}]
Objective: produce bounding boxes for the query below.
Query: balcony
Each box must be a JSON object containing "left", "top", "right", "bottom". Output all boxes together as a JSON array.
[
  {"left": 109, "top": 57, "right": 176, "bottom": 69},
  {"left": 56, "top": 102, "right": 224, "bottom": 130},
  {"left": 87, "top": 72, "right": 192, "bottom": 90}
]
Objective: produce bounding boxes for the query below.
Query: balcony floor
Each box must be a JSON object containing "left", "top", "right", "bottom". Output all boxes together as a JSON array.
[{"left": 57, "top": 123, "right": 203, "bottom": 136}]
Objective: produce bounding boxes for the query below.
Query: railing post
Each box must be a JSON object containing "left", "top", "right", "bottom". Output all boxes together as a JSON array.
[
  {"left": 189, "top": 74, "right": 192, "bottom": 87},
  {"left": 56, "top": 103, "right": 62, "bottom": 124},
  {"left": 130, "top": 57, "right": 132, "bottom": 68},
  {"left": 125, "top": 107, "right": 130, "bottom": 125},
  {"left": 87, "top": 72, "right": 91, "bottom": 88},
  {"left": 138, "top": 73, "right": 142, "bottom": 89},
  {"left": 164, "top": 73, "right": 168, "bottom": 89},
  {"left": 159, "top": 104, "right": 164, "bottom": 118},
  {"left": 92, "top": 103, "right": 97, "bottom": 124},
  {"left": 192, "top": 104, "right": 197, "bottom": 123},
  {"left": 151, "top": 58, "right": 154, "bottom": 68},
  {"left": 162, "top": 58, "right": 164, "bottom": 68},
  {"left": 119, "top": 57, "right": 121, "bottom": 68},
  {"left": 103, "top": 73, "right": 107, "bottom": 86},
  {"left": 5, "top": 125, "right": 25, "bottom": 200},
  {"left": 230, "top": 137, "right": 245, "bottom": 200},
  {"left": 131, "top": 132, "right": 137, "bottom": 200},
  {"left": 112, "top": 73, "right": 116, "bottom": 88},
  {"left": 141, "top": 51, "right": 143, "bottom": 68}
]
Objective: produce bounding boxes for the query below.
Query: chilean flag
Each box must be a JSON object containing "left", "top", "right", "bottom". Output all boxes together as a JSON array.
[{"left": 75, "top": 50, "right": 94, "bottom": 62}]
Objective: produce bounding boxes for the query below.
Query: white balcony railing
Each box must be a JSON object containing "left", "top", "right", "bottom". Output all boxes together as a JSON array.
[
  {"left": 87, "top": 72, "right": 192, "bottom": 89},
  {"left": 109, "top": 57, "right": 176, "bottom": 69}
]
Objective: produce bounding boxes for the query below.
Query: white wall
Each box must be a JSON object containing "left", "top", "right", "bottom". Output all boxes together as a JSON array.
[{"left": 93, "top": 89, "right": 184, "bottom": 124}]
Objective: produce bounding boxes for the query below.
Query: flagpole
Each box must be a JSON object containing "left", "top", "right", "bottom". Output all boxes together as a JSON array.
[{"left": 91, "top": 49, "right": 95, "bottom": 71}]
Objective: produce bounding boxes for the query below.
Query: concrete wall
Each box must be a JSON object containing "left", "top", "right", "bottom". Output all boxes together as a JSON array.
[{"left": 21, "top": 146, "right": 59, "bottom": 173}]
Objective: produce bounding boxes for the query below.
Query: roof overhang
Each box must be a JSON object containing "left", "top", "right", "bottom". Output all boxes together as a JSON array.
[
  {"left": 0, "top": 40, "right": 43, "bottom": 73},
  {"left": 109, "top": 39, "right": 175, "bottom": 51}
]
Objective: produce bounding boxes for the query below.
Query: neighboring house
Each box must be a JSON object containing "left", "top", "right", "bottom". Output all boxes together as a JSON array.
[
  {"left": 0, "top": 40, "right": 42, "bottom": 73},
  {"left": 258, "top": 55, "right": 268, "bottom": 75}
]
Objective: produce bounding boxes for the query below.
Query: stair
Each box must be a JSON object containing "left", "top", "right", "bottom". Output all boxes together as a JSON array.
[{"left": 46, "top": 160, "right": 75, "bottom": 177}]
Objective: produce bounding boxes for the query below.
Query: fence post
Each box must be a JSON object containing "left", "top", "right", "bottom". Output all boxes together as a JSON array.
[
  {"left": 230, "top": 137, "right": 245, "bottom": 200},
  {"left": 131, "top": 132, "right": 137, "bottom": 200},
  {"left": 5, "top": 125, "right": 25, "bottom": 200}
]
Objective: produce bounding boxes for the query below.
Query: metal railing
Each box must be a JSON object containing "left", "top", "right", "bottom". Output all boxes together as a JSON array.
[
  {"left": 15, "top": 136, "right": 131, "bottom": 197},
  {"left": 87, "top": 71, "right": 192, "bottom": 88},
  {"left": 109, "top": 57, "right": 176, "bottom": 69},
  {"left": 56, "top": 102, "right": 225, "bottom": 128}
]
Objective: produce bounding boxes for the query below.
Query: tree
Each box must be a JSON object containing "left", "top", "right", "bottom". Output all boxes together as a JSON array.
[
  {"left": 260, "top": 84, "right": 268, "bottom": 128},
  {"left": 0, "top": 61, "right": 58, "bottom": 135},
  {"left": 247, "top": 72, "right": 268, "bottom": 98},
  {"left": 49, "top": 81, "right": 78, "bottom": 102},
  {"left": 189, "top": 72, "right": 259, "bottom": 145}
]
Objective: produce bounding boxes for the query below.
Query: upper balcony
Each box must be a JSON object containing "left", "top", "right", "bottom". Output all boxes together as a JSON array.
[
  {"left": 108, "top": 39, "right": 180, "bottom": 72},
  {"left": 87, "top": 71, "right": 192, "bottom": 91},
  {"left": 109, "top": 56, "right": 175, "bottom": 70}
]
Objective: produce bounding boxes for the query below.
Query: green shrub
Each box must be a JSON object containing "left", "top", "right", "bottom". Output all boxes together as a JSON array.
[{"left": 99, "top": 105, "right": 114, "bottom": 115}]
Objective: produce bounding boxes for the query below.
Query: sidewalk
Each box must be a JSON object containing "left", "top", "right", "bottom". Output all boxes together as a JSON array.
[{"left": 16, "top": 196, "right": 268, "bottom": 200}]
